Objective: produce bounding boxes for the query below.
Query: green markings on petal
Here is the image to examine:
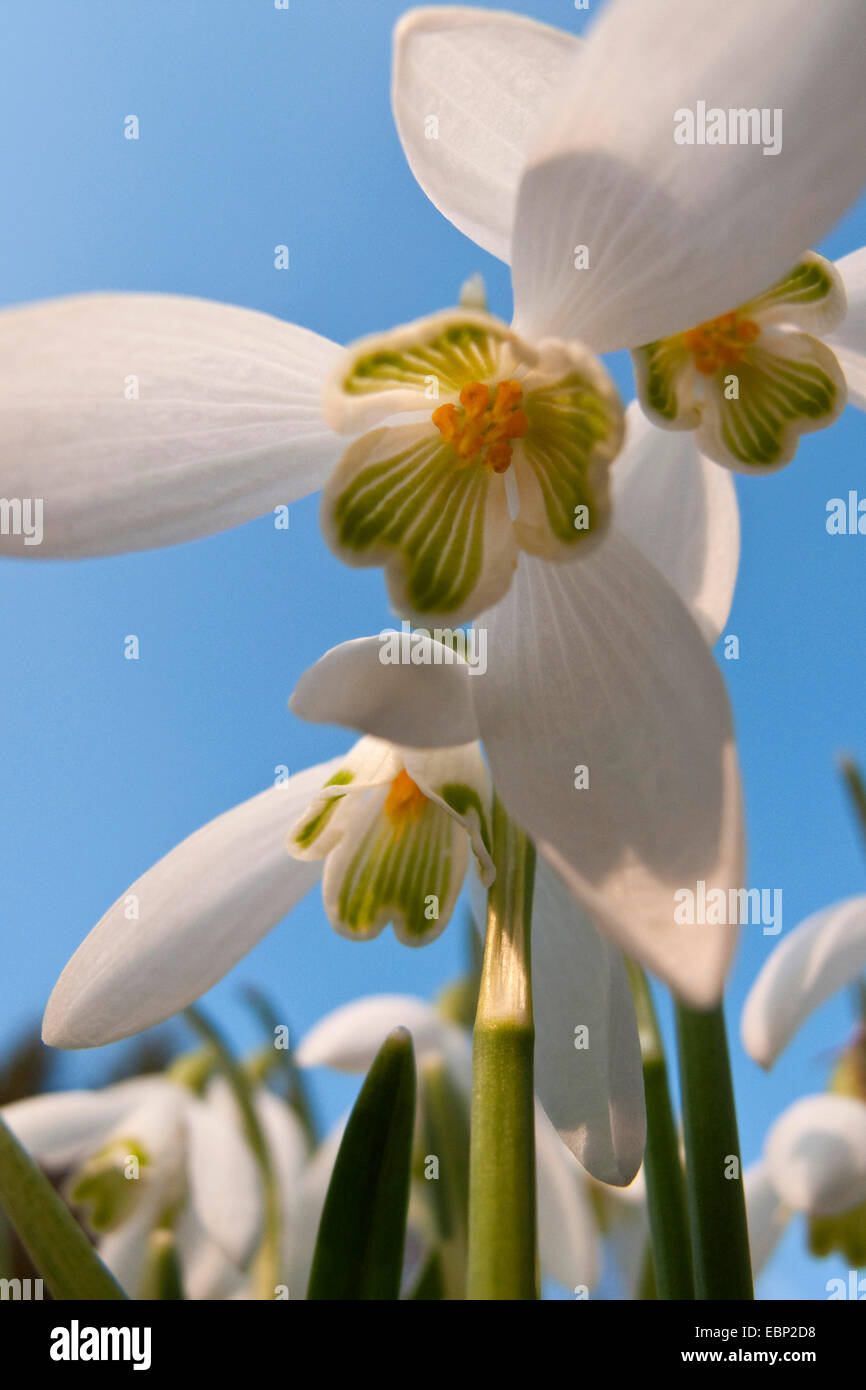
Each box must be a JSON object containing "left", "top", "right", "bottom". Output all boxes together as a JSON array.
[
  {"left": 439, "top": 782, "right": 491, "bottom": 859},
  {"left": 716, "top": 344, "right": 840, "bottom": 468},
  {"left": 330, "top": 433, "right": 490, "bottom": 617},
  {"left": 335, "top": 798, "right": 456, "bottom": 946},
  {"left": 343, "top": 321, "right": 505, "bottom": 399},
  {"left": 742, "top": 254, "right": 840, "bottom": 322},
  {"left": 633, "top": 338, "right": 691, "bottom": 423},
  {"left": 292, "top": 770, "right": 354, "bottom": 852},
  {"left": 68, "top": 1140, "right": 149, "bottom": 1232},
  {"left": 808, "top": 1200, "right": 866, "bottom": 1267},
  {"left": 521, "top": 372, "right": 619, "bottom": 544}
]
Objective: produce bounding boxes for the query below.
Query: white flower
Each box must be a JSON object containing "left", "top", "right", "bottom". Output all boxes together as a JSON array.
[
  {"left": 392, "top": 2, "right": 866, "bottom": 471},
  {"left": 1, "top": 1072, "right": 306, "bottom": 1298},
  {"left": 41, "top": 728, "right": 645, "bottom": 1185}
]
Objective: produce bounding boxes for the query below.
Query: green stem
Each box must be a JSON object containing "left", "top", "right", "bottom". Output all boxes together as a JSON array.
[
  {"left": 0, "top": 1115, "right": 126, "bottom": 1300},
  {"left": 627, "top": 962, "right": 694, "bottom": 1299},
  {"left": 467, "top": 794, "right": 537, "bottom": 1300},
  {"left": 185, "top": 1007, "right": 282, "bottom": 1300},
  {"left": 839, "top": 754, "right": 866, "bottom": 857},
  {"left": 675, "top": 1001, "right": 754, "bottom": 1300}
]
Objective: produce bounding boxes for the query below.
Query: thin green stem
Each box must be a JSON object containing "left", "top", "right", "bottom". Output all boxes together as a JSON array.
[
  {"left": 627, "top": 962, "right": 694, "bottom": 1299},
  {"left": 675, "top": 1001, "right": 753, "bottom": 1300},
  {"left": 0, "top": 1114, "right": 126, "bottom": 1300},
  {"left": 467, "top": 794, "right": 537, "bottom": 1301}
]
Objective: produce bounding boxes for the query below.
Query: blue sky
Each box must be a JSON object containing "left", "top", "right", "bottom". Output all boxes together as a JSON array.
[{"left": 2, "top": 0, "right": 865, "bottom": 1299}]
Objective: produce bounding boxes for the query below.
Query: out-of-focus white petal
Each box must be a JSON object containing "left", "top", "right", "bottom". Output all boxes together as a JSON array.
[
  {"left": 392, "top": 7, "right": 580, "bottom": 263},
  {"left": 42, "top": 760, "right": 344, "bottom": 1049},
  {"left": 512, "top": 0, "right": 866, "bottom": 351},
  {"left": 284, "top": 1121, "right": 345, "bottom": 1300},
  {"left": 185, "top": 1088, "right": 262, "bottom": 1269},
  {"left": 827, "top": 246, "right": 866, "bottom": 410},
  {"left": 96, "top": 1189, "right": 167, "bottom": 1299},
  {"left": 290, "top": 634, "right": 481, "bottom": 748},
  {"left": 0, "top": 293, "right": 343, "bottom": 556},
  {"left": 764, "top": 1095, "right": 866, "bottom": 1218},
  {"left": 473, "top": 536, "right": 744, "bottom": 1006},
  {"left": 1, "top": 1089, "right": 135, "bottom": 1170},
  {"left": 296, "top": 994, "right": 472, "bottom": 1092},
  {"left": 741, "top": 895, "right": 866, "bottom": 1068},
  {"left": 745, "top": 1160, "right": 789, "bottom": 1275},
  {"left": 535, "top": 1103, "right": 599, "bottom": 1291},
  {"left": 612, "top": 403, "right": 740, "bottom": 644},
  {"left": 531, "top": 857, "right": 645, "bottom": 1186}
]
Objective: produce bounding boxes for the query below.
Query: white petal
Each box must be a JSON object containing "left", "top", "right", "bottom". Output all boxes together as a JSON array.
[
  {"left": 185, "top": 1090, "right": 262, "bottom": 1268},
  {"left": 741, "top": 895, "right": 866, "bottom": 1068},
  {"left": 290, "top": 634, "right": 480, "bottom": 748},
  {"left": 296, "top": 993, "right": 471, "bottom": 1089},
  {"left": 42, "top": 760, "right": 344, "bottom": 1049},
  {"left": 0, "top": 1088, "right": 136, "bottom": 1169},
  {"left": 512, "top": 0, "right": 866, "bottom": 351},
  {"left": 95, "top": 1189, "right": 167, "bottom": 1299},
  {"left": 284, "top": 1121, "right": 345, "bottom": 1300},
  {"left": 764, "top": 1095, "right": 866, "bottom": 1218},
  {"left": 392, "top": 7, "right": 580, "bottom": 263},
  {"left": 0, "top": 293, "right": 343, "bottom": 556},
  {"left": 612, "top": 403, "right": 740, "bottom": 644},
  {"left": 535, "top": 1103, "right": 599, "bottom": 1291},
  {"left": 474, "top": 535, "right": 744, "bottom": 1006},
  {"left": 745, "top": 1160, "right": 789, "bottom": 1275},
  {"left": 827, "top": 246, "right": 866, "bottom": 410},
  {"left": 531, "top": 857, "right": 645, "bottom": 1185}
]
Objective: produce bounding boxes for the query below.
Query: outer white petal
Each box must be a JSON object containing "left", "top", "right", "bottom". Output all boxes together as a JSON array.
[
  {"left": 826, "top": 246, "right": 866, "bottom": 410},
  {"left": 741, "top": 895, "right": 866, "bottom": 1068},
  {"left": 296, "top": 994, "right": 472, "bottom": 1092},
  {"left": 392, "top": 7, "right": 580, "bottom": 262},
  {"left": 290, "top": 634, "right": 480, "bottom": 748},
  {"left": 764, "top": 1095, "right": 866, "bottom": 1218},
  {"left": 474, "top": 535, "right": 744, "bottom": 1006},
  {"left": 0, "top": 294, "right": 343, "bottom": 556},
  {"left": 531, "top": 857, "right": 645, "bottom": 1185},
  {"left": 512, "top": 0, "right": 866, "bottom": 351},
  {"left": 535, "top": 1103, "right": 599, "bottom": 1291},
  {"left": 612, "top": 403, "right": 740, "bottom": 644},
  {"left": 174, "top": 1205, "right": 249, "bottom": 1301},
  {"left": 185, "top": 1089, "right": 262, "bottom": 1268},
  {"left": 745, "top": 1160, "right": 789, "bottom": 1275},
  {"left": 95, "top": 1188, "right": 167, "bottom": 1299},
  {"left": 0, "top": 1089, "right": 137, "bottom": 1170},
  {"left": 42, "top": 760, "right": 344, "bottom": 1049}
]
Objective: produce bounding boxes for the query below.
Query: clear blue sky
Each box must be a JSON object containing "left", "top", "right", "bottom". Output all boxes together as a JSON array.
[{"left": 2, "top": 0, "right": 865, "bottom": 1300}]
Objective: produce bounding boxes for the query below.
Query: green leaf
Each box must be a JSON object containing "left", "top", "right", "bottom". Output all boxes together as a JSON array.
[
  {"left": 307, "top": 1027, "right": 416, "bottom": 1300},
  {"left": 0, "top": 1114, "right": 126, "bottom": 1300}
]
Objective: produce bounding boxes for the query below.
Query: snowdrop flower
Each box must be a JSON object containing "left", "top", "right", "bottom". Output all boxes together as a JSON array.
[
  {"left": 41, "top": 728, "right": 644, "bottom": 1185},
  {"left": 1, "top": 1071, "right": 304, "bottom": 1298},
  {"left": 741, "top": 895, "right": 866, "bottom": 1068},
  {"left": 294, "top": 992, "right": 600, "bottom": 1293},
  {"left": 392, "top": 1, "right": 866, "bottom": 472},
  {"left": 741, "top": 896, "right": 866, "bottom": 1267},
  {"left": 745, "top": 1094, "right": 866, "bottom": 1274},
  {"left": 5, "top": 1, "right": 863, "bottom": 586}
]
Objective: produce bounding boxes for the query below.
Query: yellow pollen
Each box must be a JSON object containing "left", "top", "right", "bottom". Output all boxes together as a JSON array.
[
  {"left": 384, "top": 768, "right": 427, "bottom": 822},
  {"left": 683, "top": 311, "right": 760, "bottom": 376},
  {"left": 432, "top": 379, "right": 528, "bottom": 473}
]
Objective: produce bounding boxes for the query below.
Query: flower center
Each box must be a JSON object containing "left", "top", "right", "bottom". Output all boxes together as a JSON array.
[
  {"left": 384, "top": 768, "right": 427, "bottom": 822},
  {"left": 431, "top": 380, "right": 528, "bottom": 473},
  {"left": 683, "top": 311, "right": 761, "bottom": 376}
]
